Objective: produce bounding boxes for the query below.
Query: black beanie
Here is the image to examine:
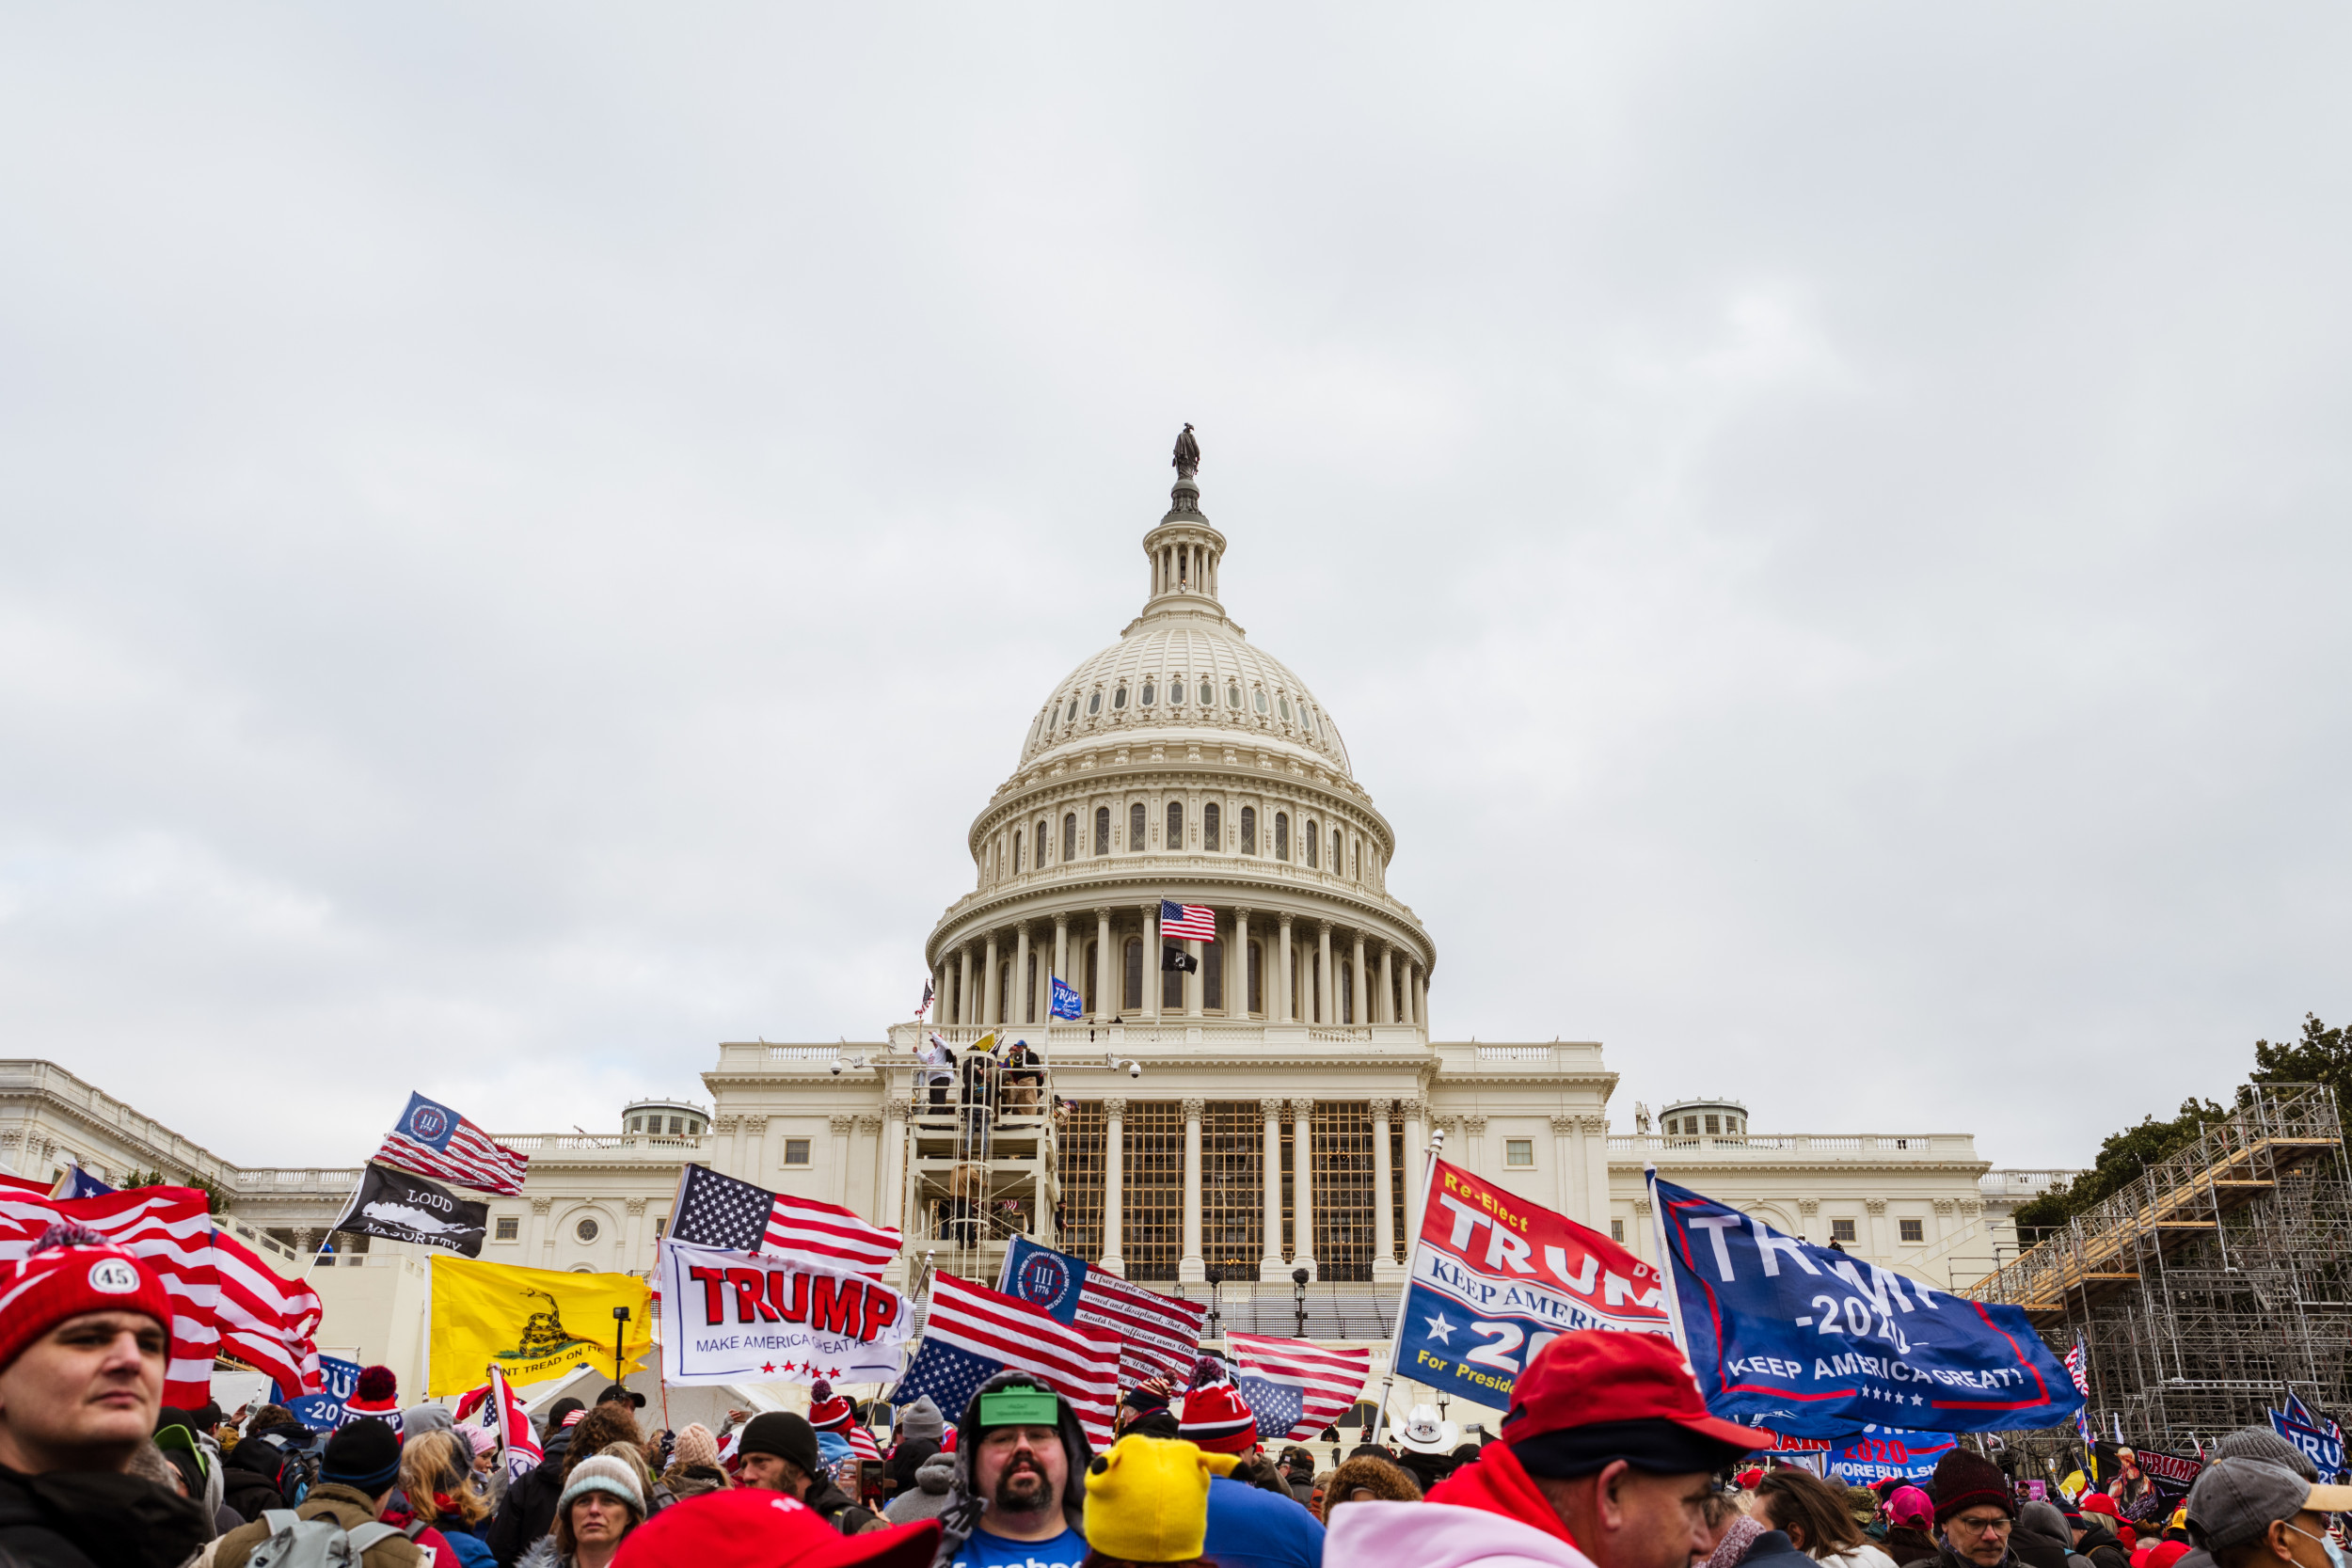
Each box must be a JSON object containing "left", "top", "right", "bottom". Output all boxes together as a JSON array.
[
  {"left": 1931, "top": 1449, "right": 2014, "bottom": 1526},
  {"left": 322, "top": 1419, "right": 405, "bottom": 1494},
  {"left": 739, "top": 1411, "right": 820, "bottom": 1478}
]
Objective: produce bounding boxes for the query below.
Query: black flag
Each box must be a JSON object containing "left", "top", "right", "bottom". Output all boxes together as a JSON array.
[
  {"left": 1161, "top": 946, "right": 1199, "bottom": 974},
  {"left": 332, "top": 1163, "right": 490, "bottom": 1256}
]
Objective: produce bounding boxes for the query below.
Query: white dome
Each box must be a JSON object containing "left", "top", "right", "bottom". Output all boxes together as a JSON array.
[{"left": 1019, "top": 618, "right": 1352, "bottom": 775}]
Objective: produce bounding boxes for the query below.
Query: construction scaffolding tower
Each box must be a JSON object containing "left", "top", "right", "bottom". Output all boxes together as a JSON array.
[
  {"left": 1963, "top": 1082, "right": 2352, "bottom": 1441},
  {"left": 900, "top": 1026, "right": 1085, "bottom": 1290}
]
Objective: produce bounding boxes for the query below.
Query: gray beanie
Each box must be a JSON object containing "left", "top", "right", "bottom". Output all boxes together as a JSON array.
[
  {"left": 401, "top": 1404, "right": 455, "bottom": 1440},
  {"left": 900, "top": 1396, "right": 946, "bottom": 1446},
  {"left": 2214, "top": 1426, "right": 2319, "bottom": 1481}
]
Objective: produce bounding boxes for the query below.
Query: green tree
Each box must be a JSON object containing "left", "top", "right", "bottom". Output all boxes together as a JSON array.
[
  {"left": 2249, "top": 1013, "right": 2351, "bottom": 1146},
  {"left": 2011, "top": 1098, "right": 2231, "bottom": 1237}
]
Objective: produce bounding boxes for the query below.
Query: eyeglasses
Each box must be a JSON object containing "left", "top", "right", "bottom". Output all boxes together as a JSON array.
[{"left": 1951, "top": 1516, "right": 2014, "bottom": 1536}]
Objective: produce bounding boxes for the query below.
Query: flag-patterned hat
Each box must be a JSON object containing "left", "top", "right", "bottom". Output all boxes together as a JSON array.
[{"left": 1176, "top": 1382, "right": 1258, "bottom": 1454}]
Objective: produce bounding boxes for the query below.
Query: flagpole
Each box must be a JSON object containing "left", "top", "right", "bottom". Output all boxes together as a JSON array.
[
  {"left": 1645, "top": 1164, "right": 1694, "bottom": 1361},
  {"left": 1368, "top": 1126, "right": 1444, "bottom": 1451},
  {"left": 301, "top": 1165, "right": 373, "bottom": 1284}
]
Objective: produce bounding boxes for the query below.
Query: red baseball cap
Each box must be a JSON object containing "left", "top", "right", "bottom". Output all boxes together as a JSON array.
[
  {"left": 1500, "top": 1329, "right": 1772, "bottom": 1479},
  {"left": 613, "top": 1490, "right": 940, "bottom": 1568},
  {"left": 2080, "top": 1495, "right": 2120, "bottom": 1518}
]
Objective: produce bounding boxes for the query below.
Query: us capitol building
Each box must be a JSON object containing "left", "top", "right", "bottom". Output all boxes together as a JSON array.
[{"left": 1, "top": 441, "right": 2065, "bottom": 1403}]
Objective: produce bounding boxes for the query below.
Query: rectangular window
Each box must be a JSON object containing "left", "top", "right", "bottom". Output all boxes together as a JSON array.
[
  {"left": 1204, "top": 939, "right": 1223, "bottom": 1010},
  {"left": 1611, "top": 1219, "right": 1625, "bottom": 1243},
  {"left": 1064, "top": 814, "right": 1076, "bottom": 862},
  {"left": 1831, "top": 1218, "right": 1857, "bottom": 1243},
  {"left": 783, "top": 1138, "right": 812, "bottom": 1166},
  {"left": 1504, "top": 1138, "right": 1534, "bottom": 1167},
  {"left": 1247, "top": 942, "right": 1263, "bottom": 1015},
  {"left": 495, "top": 1216, "right": 519, "bottom": 1241},
  {"left": 1163, "top": 953, "right": 1183, "bottom": 1009},
  {"left": 1200, "top": 1101, "right": 1263, "bottom": 1276},
  {"left": 1167, "top": 800, "right": 1184, "bottom": 847},
  {"left": 1275, "top": 813, "right": 1289, "bottom": 860},
  {"left": 655, "top": 1215, "right": 667, "bottom": 1239},
  {"left": 1704, "top": 1115, "right": 1720, "bottom": 1135},
  {"left": 1204, "top": 801, "right": 1220, "bottom": 849},
  {"left": 1241, "top": 806, "right": 1256, "bottom": 855},
  {"left": 1123, "top": 940, "right": 1143, "bottom": 1010},
  {"left": 1130, "top": 801, "right": 1146, "bottom": 851},
  {"left": 1095, "top": 808, "right": 1109, "bottom": 856},
  {"left": 1899, "top": 1217, "right": 1925, "bottom": 1243},
  {"left": 1122, "top": 1101, "right": 1184, "bottom": 1280},
  {"left": 1056, "top": 1101, "right": 1107, "bottom": 1261}
]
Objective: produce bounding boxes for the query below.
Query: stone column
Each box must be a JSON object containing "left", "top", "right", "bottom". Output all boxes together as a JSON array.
[
  {"left": 853, "top": 1115, "right": 882, "bottom": 1218},
  {"left": 982, "top": 932, "right": 1002, "bottom": 1028},
  {"left": 1351, "top": 931, "right": 1369, "bottom": 1027},
  {"left": 958, "top": 946, "right": 975, "bottom": 1028},
  {"left": 1378, "top": 944, "right": 1395, "bottom": 1024},
  {"left": 1054, "top": 913, "right": 1070, "bottom": 995},
  {"left": 932, "top": 963, "right": 948, "bottom": 1026},
  {"left": 1371, "top": 1099, "right": 1395, "bottom": 1268},
  {"left": 1013, "top": 923, "right": 1031, "bottom": 1026},
  {"left": 1931, "top": 1197, "right": 1957, "bottom": 1247},
  {"left": 1290, "top": 1099, "right": 1318, "bottom": 1278},
  {"left": 1316, "top": 923, "right": 1334, "bottom": 1027},
  {"left": 882, "top": 1103, "right": 909, "bottom": 1249},
  {"left": 1276, "top": 915, "right": 1295, "bottom": 1023},
  {"left": 751, "top": 1115, "right": 774, "bottom": 1180},
  {"left": 1414, "top": 965, "right": 1428, "bottom": 1032},
  {"left": 1865, "top": 1196, "right": 1889, "bottom": 1261},
  {"left": 1631, "top": 1196, "right": 1655, "bottom": 1265},
  {"left": 1102, "top": 1099, "right": 1126, "bottom": 1275},
  {"left": 1799, "top": 1198, "right": 1821, "bottom": 1243},
  {"left": 1552, "top": 1115, "right": 1580, "bottom": 1216},
  {"left": 1094, "top": 909, "right": 1112, "bottom": 1021},
  {"left": 1581, "top": 1114, "right": 1612, "bottom": 1237},
  {"left": 1400, "top": 1099, "right": 1428, "bottom": 1241},
  {"left": 1233, "top": 908, "right": 1252, "bottom": 1018},
  {"left": 1141, "top": 903, "right": 1161, "bottom": 1022},
  {"left": 1463, "top": 1116, "right": 1487, "bottom": 1173},
  {"left": 625, "top": 1196, "right": 646, "bottom": 1271},
  {"left": 829, "top": 1117, "right": 854, "bottom": 1204},
  {"left": 1180, "top": 1098, "right": 1205, "bottom": 1281},
  {"left": 1259, "top": 1098, "right": 1286, "bottom": 1278},
  {"left": 528, "top": 1196, "right": 552, "bottom": 1267}
]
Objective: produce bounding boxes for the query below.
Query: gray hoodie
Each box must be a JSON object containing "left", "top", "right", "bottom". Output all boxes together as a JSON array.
[
  {"left": 885, "top": 1451, "right": 960, "bottom": 1524},
  {"left": 2019, "top": 1501, "right": 2092, "bottom": 1568},
  {"left": 899, "top": 1397, "right": 946, "bottom": 1447}
]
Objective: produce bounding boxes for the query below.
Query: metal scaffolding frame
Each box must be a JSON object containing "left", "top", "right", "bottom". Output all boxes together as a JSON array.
[{"left": 1963, "top": 1083, "right": 2352, "bottom": 1441}]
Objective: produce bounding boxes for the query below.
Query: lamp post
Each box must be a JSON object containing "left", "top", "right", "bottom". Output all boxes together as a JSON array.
[
  {"left": 1292, "top": 1266, "right": 1309, "bottom": 1338},
  {"left": 1204, "top": 1268, "right": 1224, "bottom": 1340},
  {"left": 611, "top": 1305, "right": 631, "bottom": 1386}
]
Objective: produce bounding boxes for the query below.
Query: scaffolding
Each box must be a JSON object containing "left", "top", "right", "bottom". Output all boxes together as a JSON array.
[{"left": 1963, "top": 1082, "right": 2352, "bottom": 1441}]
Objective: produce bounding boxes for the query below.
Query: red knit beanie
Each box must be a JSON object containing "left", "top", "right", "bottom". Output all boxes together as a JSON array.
[
  {"left": 0, "top": 1224, "right": 174, "bottom": 1374},
  {"left": 347, "top": 1365, "right": 401, "bottom": 1419},
  {"left": 1931, "top": 1449, "right": 2014, "bottom": 1525},
  {"left": 1177, "top": 1383, "right": 1259, "bottom": 1454},
  {"left": 806, "top": 1381, "right": 854, "bottom": 1433}
]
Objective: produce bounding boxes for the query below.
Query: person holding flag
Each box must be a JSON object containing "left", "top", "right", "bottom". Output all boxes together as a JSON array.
[{"left": 1325, "top": 1328, "right": 1772, "bottom": 1568}]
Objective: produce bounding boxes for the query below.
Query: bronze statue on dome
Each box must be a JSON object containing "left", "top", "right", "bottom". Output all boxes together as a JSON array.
[{"left": 1172, "top": 423, "right": 1200, "bottom": 482}]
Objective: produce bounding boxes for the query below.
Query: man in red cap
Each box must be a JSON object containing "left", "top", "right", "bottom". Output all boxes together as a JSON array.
[
  {"left": 1325, "top": 1329, "right": 1772, "bottom": 1568},
  {"left": 0, "top": 1223, "right": 211, "bottom": 1566}
]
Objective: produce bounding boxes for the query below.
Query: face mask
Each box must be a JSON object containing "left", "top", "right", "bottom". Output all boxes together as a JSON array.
[{"left": 2284, "top": 1523, "right": 2344, "bottom": 1568}]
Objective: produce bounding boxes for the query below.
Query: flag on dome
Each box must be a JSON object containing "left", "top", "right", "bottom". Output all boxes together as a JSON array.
[
  {"left": 1226, "top": 1334, "right": 1374, "bottom": 1441},
  {"left": 1160, "top": 901, "right": 1217, "bottom": 942},
  {"left": 372, "top": 1091, "right": 531, "bottom": 1196},
  {"left": 917, "top": 979, "right": 934, "bottom": 1020},
  {"left": 670, "top": 1163, "right": 901, "bottom": 1280},
  {"left": 1050, "top": 977, "right": 1083, "bottom": 1020}
]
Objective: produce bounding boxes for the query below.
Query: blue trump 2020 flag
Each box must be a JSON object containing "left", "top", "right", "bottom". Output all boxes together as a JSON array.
[
  {"left": 1652, "top": 1174, "right": 2083, "bottom": 1437},
  {"left": 1050, "top": 977, "right": 1084, "bottom": 1021}
]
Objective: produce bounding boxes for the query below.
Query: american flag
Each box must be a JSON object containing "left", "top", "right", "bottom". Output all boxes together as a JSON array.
[
  {"left": 490, "top": 1366, "right": 542, "bottom": 1484},
  {"left": 1074, "top": 1271, "right": 1209, "bottom": 1386},
  {"left": 372, "top": 1092, "right": 531, "bottom": 1196},
  {"left": 893, "top": 1273, "right": 1120, "bottom": 1449},
  {"left": 2063, "top": 1337, "right": 2090, "bottom": 1395},
  {"left": 670, "top": 1164, "right": 900, "bottom": 1280},
  {"left": 0, "top": 1187, "right": 323, "bottom": 1408},
  {"left": 849, "top": 1425, "right": 882, "bottom": 1465},
  {"left": 1225, "top": 1333, "right": 1374, "bottom": 1442},
  {"left": 1159, "top": 900, "right": 1217, "bottom": 942}
]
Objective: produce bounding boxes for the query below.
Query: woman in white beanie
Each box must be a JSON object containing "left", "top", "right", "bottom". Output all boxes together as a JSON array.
[{"left": 518, "top": 1453, "right": 645, "bottom": 1568}]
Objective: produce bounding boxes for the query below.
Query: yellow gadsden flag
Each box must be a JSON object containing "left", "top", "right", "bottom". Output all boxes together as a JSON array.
[{"left": 427, "top": 1255, "right": 653, "bottom": 1397}]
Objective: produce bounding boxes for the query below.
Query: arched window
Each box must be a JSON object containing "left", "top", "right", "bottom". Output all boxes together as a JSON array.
[
  {"left": 1036, "top": 820, "right": 1047, "bottom": 869},
  {"left": 1129, "top": 801, "right": 1146, "bottom": 851},
  {"left": 1254, "top": 689, "right": 1268, "bottom": 714},
  {"left": 1310, "top": 949, "right": 1322, "bottom": 1022},
  {"left": 1141, "top": 679, "right": 1156, "bottom": 706},
  {"left": 1239, "top": 806, "right": 1255, "bottom": 854},
  {"left": 1063, "top": 813, "right": 1077, "bottom": 862},
  {"left": 1331, "top": 830, "right": 1342, "bottom": 871},
  {"left": 1114, "top": 685, "right": 1128, "bottom": 710},
  {"left": 1279, "top": 696, "right": 1293, "bottom": 721},
  {"left": 1204, "top": 940, "right": 1223, "bottom": 1010},
  {"left": 1341, "top": 961, "right": 1354, "bottom": 1024},
  {"left": 1095, "top": 807, "right": 1110, "bottom": 855},
  {"left": 1203, "top": 802, "right": 1220, "bottom": 849},
  {"left": 1122, "top": 939, "right": 1143, "bottom": 1011},
  {"left": 1351, "top": 841, "right": 1359, "bottom": 879},
  {"left": 1012, "top": 835, "right": 1024, "bottom": 874},
  {"left": 1275, "top": 812, "right": 1289, "bottom": 861},
  {"left": 1026, "top": 952, "right": 1038, "bottom": 1017},
  {"left": 1247, "top": 941, "right": 1263, "bottom": 1014},
  {"left": 998, "top": 963, "right": 1011, "bottom": 1023},
  {"left": 1170, "top": 678, "right": 1185, "bottom": 705},
  {"left": 1167, "top": 800, "right": 1183, "bottom": 847},
  {"left": 1306, "top": 821, "right": 1320, "bottom": 868},
  {"left": 1228, "top": 683, "right": 1242, "bottom": 708},
  {"left": 1087, "top": 691, "right": 1102, "bottom": 716}
]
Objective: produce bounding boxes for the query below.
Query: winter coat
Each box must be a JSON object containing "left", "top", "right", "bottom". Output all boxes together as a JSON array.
[
  {"left": 803, "top": 1473, "right": 880, "bottom": 1536},
  {"left": 214, "top": 1481, "right": 426, "bottom": 1568},
  {"left": 884, "top": 1452, "right": 959, "bottom": 1525},
  {"left": 0, "top": 1465, "right": 212, "bottom": 1568},
  {"left": 1325, "top": 1441, "right": 1599, "bottom": 1568},
  {"left": 1886, "top": 1528, "right": 1944, "bottom": 1566},
  {"left": 431, "top": 1517, "right": 499, "bottom": 1568},
  {"left": 1819, "top": 1544, "right": 1900, "bottom": 1568},
  {"left": 885, "top": 1397, "right": 946, "bottom": 1500},
  {"left": 2017, "top": 1502, "right": 2092, "bottom": 1568},
  {"left": 219, "top": 1440, "right": 292, "bottom": 1523},
  {"left": 485, "top": 1430, "right": 572, "bottom": 1568},
  {"left": 1739, "top": 1531, "right": 1821, "bottom": 1568},
  {"left": 2080, "top": 1515, "right": 2134, "bottom": 1568}
]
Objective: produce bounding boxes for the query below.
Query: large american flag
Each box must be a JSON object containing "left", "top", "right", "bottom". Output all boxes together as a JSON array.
[
  {"left": 670, "top": 1164, "right": 900, "bottom": 1280},
  {"left": 2064, "top": 1337, "right": 2090, "bottom": 1395},
  {"left": 0, "top": 1187, "right": 324, "bottom": 1408},
  {"left": 894, "top": 1273, "right": 1120, "bottom": 1449},
  {"left": 1159, "top": 900, "right": 1217, "bottom": 942},
  {"left": 372, "top": 1092, "right": 531, "bottom": 1196},
  {"left": 1075, "top": 1270, "right": 1209, "bottom": 1386},
  {"left": 1226, "top": 1333, "right": 1374, "bottom": 1441}
]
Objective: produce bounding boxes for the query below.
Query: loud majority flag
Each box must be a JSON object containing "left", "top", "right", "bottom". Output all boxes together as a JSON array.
[{"left": 426, "top": 1255, "right": 652, "bottom": 1396}]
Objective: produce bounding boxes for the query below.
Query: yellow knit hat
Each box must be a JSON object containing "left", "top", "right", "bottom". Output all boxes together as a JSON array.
[{"left": 1081, "top": 1434, "right": 1239, "bottom": 1562}]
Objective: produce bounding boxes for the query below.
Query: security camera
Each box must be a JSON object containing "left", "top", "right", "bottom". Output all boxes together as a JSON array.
[
  {"left": 1127, "top": 1061, "right": 1141, "bottom": 1079},
  {"left": 830, "top": 1060, "right": 843, "bottom": 1076}
]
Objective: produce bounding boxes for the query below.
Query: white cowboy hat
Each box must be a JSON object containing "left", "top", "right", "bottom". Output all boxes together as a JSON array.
[{"left": 1395, "top": 1404, "right": 1461, "bottom": 1455}]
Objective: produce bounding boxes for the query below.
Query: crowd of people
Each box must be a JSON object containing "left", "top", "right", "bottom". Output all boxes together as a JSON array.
[{"left": 5, "top": 1222, "right": 2347, "bottom": 1568}]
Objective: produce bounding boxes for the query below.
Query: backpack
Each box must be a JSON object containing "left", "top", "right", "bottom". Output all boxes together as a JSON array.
[{"left": 246, "top": 1509, "right": 403, "bottom": 1568}]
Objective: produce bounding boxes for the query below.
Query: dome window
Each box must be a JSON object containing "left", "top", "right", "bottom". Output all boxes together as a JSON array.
[
  {"left": 1088, "top": 691, "right": 1102, "bottom": 716},
  {"left": 1228, "top": 683, "right": 1241, "bottom": 708},
  {"left": 1113, "top": 686, "right": 1128, "bottom": 710},
  {"left": 1141, "top": 680, "right": 1156, "bottom": 706},
  {"left": 1170, "top": 679, "right": 1185, "bottom": 705},
  {"left": 1253, "top": 690, "right": 1268, "bottom": 714},
  {"left": 1240, "top": 805, "right": 1256, "bottom": 854},
  {"left": 1279, "top": 696, "right": 1293, "bottom": 721}
]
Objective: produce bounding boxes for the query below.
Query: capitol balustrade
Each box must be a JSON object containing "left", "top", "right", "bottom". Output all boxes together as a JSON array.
[
  {"left": 1607, "top": 1132, "right": 1979, "bottom": 1160},
  {"left": 711, "top": 1027, "right": 1609, "bottom": 1068}
]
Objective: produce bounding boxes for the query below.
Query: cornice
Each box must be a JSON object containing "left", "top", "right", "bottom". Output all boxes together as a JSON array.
[{"left": 1608, "top": 1156, "right": 1993, "bottom": 1178}]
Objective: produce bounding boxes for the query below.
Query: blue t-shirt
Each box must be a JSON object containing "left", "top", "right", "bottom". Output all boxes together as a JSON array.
[
  {"left": 947, "top": 1525, "right": 1089, "bottom": 1568},
  {"left": 1202, "top": 1475, "right": 1326, "bottom": 1568}
]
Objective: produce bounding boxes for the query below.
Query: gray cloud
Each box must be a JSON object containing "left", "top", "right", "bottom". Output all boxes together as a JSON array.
[{"left": 1, "top": 7, "right": 2345, "bottom": 1167}]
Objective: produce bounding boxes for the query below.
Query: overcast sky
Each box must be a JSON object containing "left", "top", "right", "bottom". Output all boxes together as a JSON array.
[{"left": 4, "top": 8, "right": 2346, "bottom": 1172}]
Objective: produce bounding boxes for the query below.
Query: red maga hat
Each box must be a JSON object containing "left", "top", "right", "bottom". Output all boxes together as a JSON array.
[
  {"left": 1500, "top": 1329, "right": 1772, "bottom": 1478},
  {"left": 613, "top": 1489, "right": 940, "bottom": 1568}
]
